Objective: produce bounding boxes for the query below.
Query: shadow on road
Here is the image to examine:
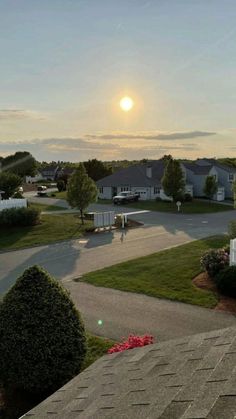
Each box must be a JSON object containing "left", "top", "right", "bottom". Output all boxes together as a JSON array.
[{"left": 0, "top": 240, "right": 80, "bottom": 295}]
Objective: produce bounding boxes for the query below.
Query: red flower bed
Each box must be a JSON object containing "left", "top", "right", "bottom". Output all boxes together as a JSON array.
[{"left": 107, "top": 334, "right": 154, "bottom": 354}]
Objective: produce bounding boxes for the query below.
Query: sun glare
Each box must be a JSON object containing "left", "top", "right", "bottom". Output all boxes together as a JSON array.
[{"left": 120, "top": 96, "right": 134, "bottom": 112}]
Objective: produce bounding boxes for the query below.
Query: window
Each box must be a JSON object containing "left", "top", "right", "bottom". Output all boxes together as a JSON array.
[
  {"left": 121, "top": 187, "right": 129, "bottom": 192},
  {"left": 154, "top": 187, "right": 161, "bottom": 194},
  {"left": 229, "top": 173, "right": 234, "bottom": 182},
  {"left": 99, "top": 187, "right": 103, "bottom": 193}
]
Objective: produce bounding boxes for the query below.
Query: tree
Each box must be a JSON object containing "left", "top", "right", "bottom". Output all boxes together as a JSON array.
[
  {"left": 203, "top": 175, "right": 218, "bottom": 201},
  {"left": 83, "top": 159, "right": 112, "bottom": 181},
  {"left": 0, "top": 171, "right": 22, "bottom": 199},
  {"left": 2, "top": 151, "right": 37, "bottom": 177},
  {"left": 57, "top": 179, "right": 66, "bottom": 192},
  {"left": 161, "top": 158, "right": 185, "bottom": 202},
  {"left": 67, "top": 163, "right": 97, "bottom": 223},
  {"left": 0, "top": 265, "right": 87, "bottom": 415},
  {"left": 160, "top": 154, "right": 173, "bottom": 165},
  {"left": 233, "top": 180, "right": 236, "bottom": 209}
]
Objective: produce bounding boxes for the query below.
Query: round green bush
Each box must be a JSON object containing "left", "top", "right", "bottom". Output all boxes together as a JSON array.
[
  {"left": 215, "top": 266, "right": 236, "bottom": 297},
  {"left": 0, "top": 265, "right": 87, "bottom": 395}
]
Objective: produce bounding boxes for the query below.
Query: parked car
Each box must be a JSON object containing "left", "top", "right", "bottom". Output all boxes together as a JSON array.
[
  {"left": 37, "top": 185, "right": 48, "bottom": 196},
  {"left": 113, "top": 191, "right": 140, "bottom": 205}
]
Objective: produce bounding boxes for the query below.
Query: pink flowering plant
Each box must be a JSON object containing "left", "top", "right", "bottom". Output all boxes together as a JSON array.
[
  {"left": 200, "top": 247, "right": 229, "bottom": 279},
  {"left": 108, "top": 334, "right": 154, "bottom": 354}
]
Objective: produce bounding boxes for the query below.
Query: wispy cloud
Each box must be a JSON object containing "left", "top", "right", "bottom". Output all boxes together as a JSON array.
[
  {"left": 0, "top": 109, "right": 47, "bottom": 121},
  {"left": 86, "top": 131, "right": 216, "bottom": 141},
  {"left": 45, "top": 138, "right": 119, "bottom": 152}
]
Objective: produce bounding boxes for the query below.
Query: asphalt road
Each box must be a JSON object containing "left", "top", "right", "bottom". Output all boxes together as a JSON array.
[
  {"left": 1, "top": 202, "right": 236, "bottom": 341},
  {"left": 64, "top": 281, "right": 236, "bottom": 342},
  {"left": 1, "top": 207, "right": 236, "bottom": 295}
]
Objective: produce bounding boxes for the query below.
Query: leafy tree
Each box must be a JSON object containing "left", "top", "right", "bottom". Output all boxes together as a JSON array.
[
  {"left": 83, "top": 159, "right": 112, "bottom": 181},
  {"left": 160, "top": 154, "right": 173, "bottom": 164},
  {"left": 203, "top": 175, "right": 218, "bottom": 201},
  {"left": 2, "top": 151, "right": 37, "bottom": 177},
  {"left": 233, "top": 180, "right": 236, "bottom": 209},
  {"left": 161, "top": 158, "right": 185, "bottom": 201},
  {"left": 0, "top": 265, "right": 87, "bottom": 416},
  {"left": 67, "top": 163, "right": 97, "bottom": 223},
  {"left": 57, "top": 179, "right": 66, "bottom": 192},
  {"left": 0, "top": 171, "right": 22, "bottom": 199}
]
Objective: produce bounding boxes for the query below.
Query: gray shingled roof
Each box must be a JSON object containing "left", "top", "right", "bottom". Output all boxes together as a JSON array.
[
  {"left": 97, "top": 160, "right": 166, "bottom": 187},
  {"left": 182, "top": 162, "right": 213, "bottom": 175},
  {"left": 195, "top": 159, "right": 236, "bottom": 174},
  {"left": 25, "top": 326, "right": 236, "bottom": 418}
]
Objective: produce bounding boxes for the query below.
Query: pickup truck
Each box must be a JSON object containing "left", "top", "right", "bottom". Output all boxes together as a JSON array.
[
  {"left": 113, "top": 191, "right": 140, "bottom": 205},
  {"left": 37, "top": 185, "right": 48, "bottom": 196}
]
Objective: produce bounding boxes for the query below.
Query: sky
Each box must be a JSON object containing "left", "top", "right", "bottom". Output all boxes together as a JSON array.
[{"left": 0, "top": 0, "right": 236, "bottom": 162}]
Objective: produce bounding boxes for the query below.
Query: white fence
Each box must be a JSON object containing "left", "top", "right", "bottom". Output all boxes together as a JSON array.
[
  {"left": 0, "top": 199, "right": 27, "bottom": 211},
  {"left": 94, "top": 211, "right": 115, "bottom": 228}
]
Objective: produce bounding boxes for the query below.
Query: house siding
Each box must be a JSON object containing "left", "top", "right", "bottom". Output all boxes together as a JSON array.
[
  {"left": 213, "top": 166, "right": 234, "bottom": 198},
  {"left": 184, "top": 168, "right": 206, "bottom": 196},
  {"left": 98, "top": 186, "right": 112, "bottom": 199}
]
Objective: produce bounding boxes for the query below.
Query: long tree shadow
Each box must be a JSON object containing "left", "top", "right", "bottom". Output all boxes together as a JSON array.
[{"left": 0, "top": 240, "right": 81, "bottom": 296}]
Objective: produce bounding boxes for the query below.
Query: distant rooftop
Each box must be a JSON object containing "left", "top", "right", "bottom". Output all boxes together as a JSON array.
[{"left": 25, "top": 326, "right": 236, "bottom": 418}]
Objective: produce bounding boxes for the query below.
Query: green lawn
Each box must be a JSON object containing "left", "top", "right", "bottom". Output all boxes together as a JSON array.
[
  {"left": 82, "top": 334, "right": 115, "bottom": 370},
  {"left": 54, "top": 193, "right": 233, "bottom": 213},
  {"left": 54, "top": 191, "right": 67, "bottom": 199},
  {"left": 81, "top": 236, "right": 229, "bottom": 308},
  {"left": 99, "top": 199, "right": 233, "bottom": 214},
  {"left": 0, "top": 214, "right": 92, "bottom": 251},
  {"left": 29, "top": 203, "right": 65, "bottom": 212}
]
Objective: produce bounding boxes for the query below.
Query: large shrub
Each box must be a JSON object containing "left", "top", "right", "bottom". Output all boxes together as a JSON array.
[
  {"left": 200, "top": 248, "right": 229, "bottom": 278},
  {"left": 215, "top": 266, "right": 236, "bottom": 297},
  {"left": 57, "top": 179, "right": 66, "bottom": 192},
  {"left": 0, "top": 265, "right": 87, "bottom": 397},
  {"left": 184, "top": 193, "right": 193, "bottom": 202},
  {"left": 228, "top": 220, "right": 236, "bottom": 239},
  {"left": 0, "top": 207, "right": 40, "bottom": 227}
]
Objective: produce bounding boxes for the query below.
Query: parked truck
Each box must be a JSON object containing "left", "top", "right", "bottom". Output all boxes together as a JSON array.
[{"left": 113, "top": 191, "right": 140, "bottom": 205}]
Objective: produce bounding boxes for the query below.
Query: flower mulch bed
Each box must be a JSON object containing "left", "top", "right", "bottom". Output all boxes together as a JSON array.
[{"left": 193, "top": 272, "right": 236, "bottom": 314}]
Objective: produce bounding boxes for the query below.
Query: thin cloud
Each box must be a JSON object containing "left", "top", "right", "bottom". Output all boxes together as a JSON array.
[
  {"left": 86, "top": 131, "right": 216, "bottom": 141},
  {"left": 0, "top": 109, "right": 47, "bottom": 121}
]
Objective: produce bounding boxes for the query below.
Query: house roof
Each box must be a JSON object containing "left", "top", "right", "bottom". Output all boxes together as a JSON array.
[
  {"left": 182, "top": 162, "right": 213, "bottom": 175},
  {"left": 40, "top": 165, "right": 59, "bottom": 174},
  {"left": 196, "top": 159, "right": 236, "bottom": 174},
  {"left": 97, "top": 160, "right": 166, "bottom": 187},
  {"left": 24, "top": 326, "right": 236, "bottom": 418}
]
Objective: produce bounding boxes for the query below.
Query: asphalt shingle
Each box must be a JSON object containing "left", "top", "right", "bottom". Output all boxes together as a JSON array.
[{"left": 24, "top": 327, "right": 236, "bottom": 419}]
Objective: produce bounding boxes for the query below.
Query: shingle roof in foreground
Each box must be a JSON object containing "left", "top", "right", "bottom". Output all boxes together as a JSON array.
[{"left": 24, "top": 327, "right": 236, "bottom": 419}]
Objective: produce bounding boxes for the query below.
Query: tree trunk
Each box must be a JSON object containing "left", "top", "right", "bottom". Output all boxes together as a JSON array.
[{"left": 80, "top": 209, "right": 84, "bottom": 224}]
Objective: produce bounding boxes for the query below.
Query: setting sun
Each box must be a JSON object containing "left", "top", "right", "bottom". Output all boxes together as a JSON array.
[{"left": 120, "top": 96, "right": 134, "bottom": 112}]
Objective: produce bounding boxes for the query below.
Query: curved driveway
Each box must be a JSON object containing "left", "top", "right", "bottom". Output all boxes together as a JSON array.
[{"left": 1, "top": 202, "right": 236, "bottom": 341}]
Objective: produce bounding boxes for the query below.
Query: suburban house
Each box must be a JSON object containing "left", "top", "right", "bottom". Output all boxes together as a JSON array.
[
  {"left": 97, "top": 160, "right": 193, "bottom": 201},
  {"left": 182, "top": 158, "right": 236, "bottom": 200},
  {"left": 25, "top": 326, "right": 236, "bottom": 418},
  {"left": 25, "top": 171, "right": 44, "bottom": 184},
  {"left": 97, "top": 159, "right": 236, "bottom": 201},
  {"left": 40, "top": 165, "right": 60, "bottom": 181}
]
